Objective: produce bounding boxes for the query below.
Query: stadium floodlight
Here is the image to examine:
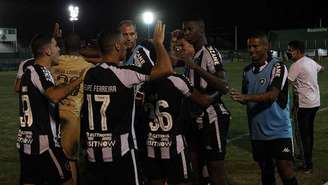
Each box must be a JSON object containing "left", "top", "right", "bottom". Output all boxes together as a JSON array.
[
  {"left": 142, "top": 11, "right": 155, "bottom": 38},
  {"left": 68, "top": 5, "right": 79, "bottom": 32}
]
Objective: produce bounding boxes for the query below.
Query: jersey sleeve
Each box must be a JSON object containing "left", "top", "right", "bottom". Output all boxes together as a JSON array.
[
  {"left": 28, "top": 65, "right": 55, "bottom": 94},
  {"left": 270, "top": 62, "right": 288, "bottom": 90},
  {"left": 110, "top": 65, "right": 150, "bottom": 88},
  {"left": 287, "top": 62, "right": 300, "bottom": 82},
  {"left": 168, "top": 74, "right": 193, "bottom": 97},
  {"left": 16, "top": 61, "right": 25, "bottom": 79},
  {"left": 126, "top": 45, "right": 154, "bottom": 75},
  {"left": 315, "top": 62, "right": 322, "bottom": 72},
  {"left": 205, "top": 46, "right": 224, "bottom": 73},
  {"left": 16, "top": 59, "right": 34, "bottom": 79}
]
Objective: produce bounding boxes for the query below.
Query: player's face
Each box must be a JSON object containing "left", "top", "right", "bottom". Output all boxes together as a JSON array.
[
  {"left": 182, "top": 21, "right": 202, "bottom": 45},
  {"left": 49, "top": 38, "right": 60, "bottom": 65},
  {"left": 286, "top": 46, "right": 298, "bottom": 62},
  {"left": 117, "top": 38, "right": 127, "bottom": 62},
  {"left": 120, "top": 24, "right": 137, "bottom": 50},
  {"left": 247, "top": 37, "right": 268, "bottom": 65}
]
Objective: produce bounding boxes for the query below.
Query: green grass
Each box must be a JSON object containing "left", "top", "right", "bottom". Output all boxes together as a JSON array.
[{"left": 0, "top": 60, "right": 327, "bottom": 185}]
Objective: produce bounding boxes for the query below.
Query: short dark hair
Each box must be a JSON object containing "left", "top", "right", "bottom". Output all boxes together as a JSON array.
[
  {"left": 30, "top": 33, "right": 53, "bottom": 58},
  {"left": 247, "top": 31, "right": 269, "bottom": 44},
  {"left": 183, "top": 17, "right": 205, "bottom": 32},
  {"left": 288, "top": 40, "right": 305, "bottom": 53},
  {"left": 118, "top": 20, "right": 136, "bottom": 31},
  {"left": 97, "top": 30, "right": 121, "bottom": 55},
  {"left": 65, "top": 32, "right": 80, "bottom": 52}
]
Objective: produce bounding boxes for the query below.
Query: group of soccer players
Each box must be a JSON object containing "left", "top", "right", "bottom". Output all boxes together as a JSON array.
[{"left": 16, "top": 17, "right": 299, "bottom": 185}]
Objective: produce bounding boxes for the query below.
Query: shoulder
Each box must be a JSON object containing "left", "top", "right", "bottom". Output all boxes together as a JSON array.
[{"left": 204, "top": 45, "right": 222, "bottom": 61}]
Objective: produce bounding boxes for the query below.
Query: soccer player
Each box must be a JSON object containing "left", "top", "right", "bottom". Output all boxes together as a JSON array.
[
  {"left": 230, "top": 32, "right": 298, "bottom": 185},
  {"left": 80, "top": 21, "right": 173, "bottom": 185},
  {"left": 51, "top": 32, "right": 93, "bottom": 185},
  {"left": 171, "top": 18, "right": 230, "bottom": 185},
  {"left": 287, "top": 40, "right": 324, "bottom": 173},
  {"left": 141, "top": 54, "right": 222, "bottom": 185},
  {"left": 17, "top": 34, "right": 84, "bottom": 185}
]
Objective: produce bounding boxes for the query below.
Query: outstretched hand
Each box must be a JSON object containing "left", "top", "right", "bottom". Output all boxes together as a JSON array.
[
  {"left": 52, "top": 22, "right": 62, "bottom": 38},
  {"left": 153, "top": 21, "right": 166, "bottom": 44},
  {"left": 229, "top": 88, "right": 247, "bottom": 104}
]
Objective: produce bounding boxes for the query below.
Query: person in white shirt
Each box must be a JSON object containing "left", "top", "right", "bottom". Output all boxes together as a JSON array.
[{"left": 287, "top": 40, "right": 324, "bottom": 173}]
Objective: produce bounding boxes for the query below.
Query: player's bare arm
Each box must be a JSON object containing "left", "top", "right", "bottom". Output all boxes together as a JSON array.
[
  {"left": 45, "top": 69, "right": 86, "bottom": 103},
  {"left": 150, "top": 21, "right": 174, "bottom": 80}
]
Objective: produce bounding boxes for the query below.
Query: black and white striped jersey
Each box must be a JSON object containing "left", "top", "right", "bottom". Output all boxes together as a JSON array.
[
  {"left": 16, "top": 58, "right": 35, "bottom": 79},
  {"left": 17, "top": 64, "right": 60, "bottom": 155},
  {"left": 81, "top": 62, "right": 149, "bottom": 163},
  {"left": 142, "top": 74, "right": 193, "bottom": 159},
  {"left": 185, "top": 45, "right": 230, "bottom": 118},
  {"left": 125, "top": 41, "right": 155, "bottom": 75}
]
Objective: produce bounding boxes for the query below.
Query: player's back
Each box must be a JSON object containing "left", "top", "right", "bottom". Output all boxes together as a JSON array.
[
  {"left": 81, "top": 62, "right": 148, "bottom": 162},
  {"left": 18, "top": 64, "right": 59, "bottom": 155},
  {"left": 143, "top": 74, "right": 192, "bottom": 159},
  {"left": 51, "top": 55, "right": 92, "bottom": 116}
]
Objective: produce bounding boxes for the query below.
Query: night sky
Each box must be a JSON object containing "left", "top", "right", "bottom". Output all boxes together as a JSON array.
[{"left": 0, "top": 0, "right": 327, "bottom": 46}]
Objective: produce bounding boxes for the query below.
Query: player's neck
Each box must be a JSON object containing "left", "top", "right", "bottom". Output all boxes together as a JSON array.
[
  {"left": 194, "top": 37, "right": 207, "bottom": 52},
  {"left": 35, "top": 56, "right": 51, "bottom": 69},
  {"left": 102, "top": 55, "right": 120, "bottom": 65}
]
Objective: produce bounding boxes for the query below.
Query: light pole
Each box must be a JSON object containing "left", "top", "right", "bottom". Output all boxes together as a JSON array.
[
  {"left": 142, "top": 11, "right": 154, "bottom": 39},
  {"left": 68, "top": 5, "right": 79, "bottom": 32}
]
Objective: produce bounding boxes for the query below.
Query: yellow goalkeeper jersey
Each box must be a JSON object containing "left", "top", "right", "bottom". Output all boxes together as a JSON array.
[{"left": 51, "top": 55, "right": 93, "bottom": 117}]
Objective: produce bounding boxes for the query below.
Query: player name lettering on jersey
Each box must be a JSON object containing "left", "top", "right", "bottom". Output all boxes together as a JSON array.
[
  {"left": 135, "top": 50, "right": 146, "bottom": 67},
  {"left": 17, "top": 130, "right": 33, "bottom": 144},
  {"left": 87, "top": 132, "right": 116, "bottom": 148},
  {"left": 147, "top": 133, "right": 172, "bottom": 147},
  {"left": 84, "top": 84, "right": 117, "bottom": 93},
  {"left": 207, "top": 46, "right": 220, "bottom": 65}
]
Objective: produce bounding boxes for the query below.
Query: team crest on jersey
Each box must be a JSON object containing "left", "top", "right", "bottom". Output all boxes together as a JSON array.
[{"left": 259, "top": 78, "right": 266, "bottom": 85}]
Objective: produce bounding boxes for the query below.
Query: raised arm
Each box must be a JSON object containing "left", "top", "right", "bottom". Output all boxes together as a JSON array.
[{"left": 149, "top": 21, "right": 174, "bottom": 80}]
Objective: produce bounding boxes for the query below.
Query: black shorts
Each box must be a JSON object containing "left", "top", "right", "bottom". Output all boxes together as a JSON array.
[
  {"left": 20, "top": 148, "right": 72, "bottom": 185},
  {"left": 187, "top": 113, "right": 230, "bottom": 161},
  {"left": 144, "top": 150, "right": 192, "bottom": 184},
  {"left": 85, "top": 150, "right": 142, "bottom": 185},
  {"left": 251, "top": 138, "right": 293, "bottom": 161}
]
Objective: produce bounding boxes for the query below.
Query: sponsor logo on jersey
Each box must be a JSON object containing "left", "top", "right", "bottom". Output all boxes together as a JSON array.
[
  {"left": 86, "top": 132, "right": 116, "bottom": 148},
  {"left": 147, "top": 133, "right": 172, "bottom": 147},
  {"left": 17, "top": 130, "right": 33, "bottom": 144}
]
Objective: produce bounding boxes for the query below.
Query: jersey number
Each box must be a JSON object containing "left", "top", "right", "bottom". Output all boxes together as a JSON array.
[
  {"left": 57, "top": 74, "right": 80, "bottom": 96},
  {"left": 146, "top": 100, "right": 173, "bottom": 132},
  {"left": 87, "top": 94, "right": 110, "bottom": 131},
  {"left": 20, "top": 95, "right": 33, "bottom": 127}
]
